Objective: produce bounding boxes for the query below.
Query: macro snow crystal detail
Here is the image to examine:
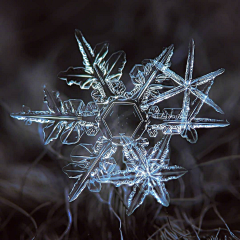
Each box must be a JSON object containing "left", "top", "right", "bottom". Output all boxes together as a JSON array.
[{"left": 11, "top": 30, "right": 229, "bottom": 215}]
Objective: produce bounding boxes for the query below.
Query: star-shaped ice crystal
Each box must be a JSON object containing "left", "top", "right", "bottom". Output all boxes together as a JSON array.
[
  {"left": 140, "top": 40, "right": 225, "bottom": 114},
  {"left": 99, "top": 135, "right": 187, "bottom": 215}
]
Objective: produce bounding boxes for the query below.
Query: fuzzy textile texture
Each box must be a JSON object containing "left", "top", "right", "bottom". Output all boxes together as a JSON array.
[{"left": 0, "top": 0, "right": 240, "bottom": 239}]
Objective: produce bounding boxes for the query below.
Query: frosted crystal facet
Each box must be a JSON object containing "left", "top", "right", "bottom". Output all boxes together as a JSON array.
[{"left": 10, "top": 31, "right": 229, "bottom": 215}]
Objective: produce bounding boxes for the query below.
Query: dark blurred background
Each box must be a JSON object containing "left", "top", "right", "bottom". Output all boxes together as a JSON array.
[{"left": 1, "top": 0, "right": 240, "bottom": 239}]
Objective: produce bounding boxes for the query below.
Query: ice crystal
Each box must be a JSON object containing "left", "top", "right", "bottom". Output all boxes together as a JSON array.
[
  {"left": 11, "top": 88, "right": 100, "bottom": 144},
  {"left": 11, "top": 30, "right": 229, "bottom": 215}
]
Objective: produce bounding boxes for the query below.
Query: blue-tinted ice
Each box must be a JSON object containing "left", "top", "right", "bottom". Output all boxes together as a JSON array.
[{"left": 11, "top": 30, "right": 229, "bottom": 215}]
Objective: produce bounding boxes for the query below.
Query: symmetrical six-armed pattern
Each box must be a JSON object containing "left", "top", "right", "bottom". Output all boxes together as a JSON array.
[{"left": 11, "top": 30, "right": 229, "bottom": 215}]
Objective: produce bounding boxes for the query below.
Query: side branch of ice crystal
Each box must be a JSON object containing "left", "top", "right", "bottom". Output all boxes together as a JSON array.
[{"left": 10, "top": 31, "right": 229, "bottom": 215}]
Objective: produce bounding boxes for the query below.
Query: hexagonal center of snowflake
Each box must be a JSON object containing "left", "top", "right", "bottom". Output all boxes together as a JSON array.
[{"left": 102, "top": 102, "right": 144, "bottom": 138}]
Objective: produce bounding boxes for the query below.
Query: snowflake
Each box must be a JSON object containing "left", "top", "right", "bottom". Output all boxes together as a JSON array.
[{"left": 11, "top": 30, "right": 229, "bottom": 215}]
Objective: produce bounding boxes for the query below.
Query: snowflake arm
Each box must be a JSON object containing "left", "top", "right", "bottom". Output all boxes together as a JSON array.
[
  {"left": 181, "top": 39, "right": 195, "bottom": 130},
  {"left": 64, "top": 139, "right": 117, "bottom": 201},
  {"left": 58, "top": 30, "right": 127, "bottom": 102},
  {"left": 147, "top": 105, "right": 229, "bottom": 143},
  {"left": 130, "top": 44, "right": 174, "bottom": 101},
  {"left": 11, "top": 88, "right": 99, "bottom": 144}
]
